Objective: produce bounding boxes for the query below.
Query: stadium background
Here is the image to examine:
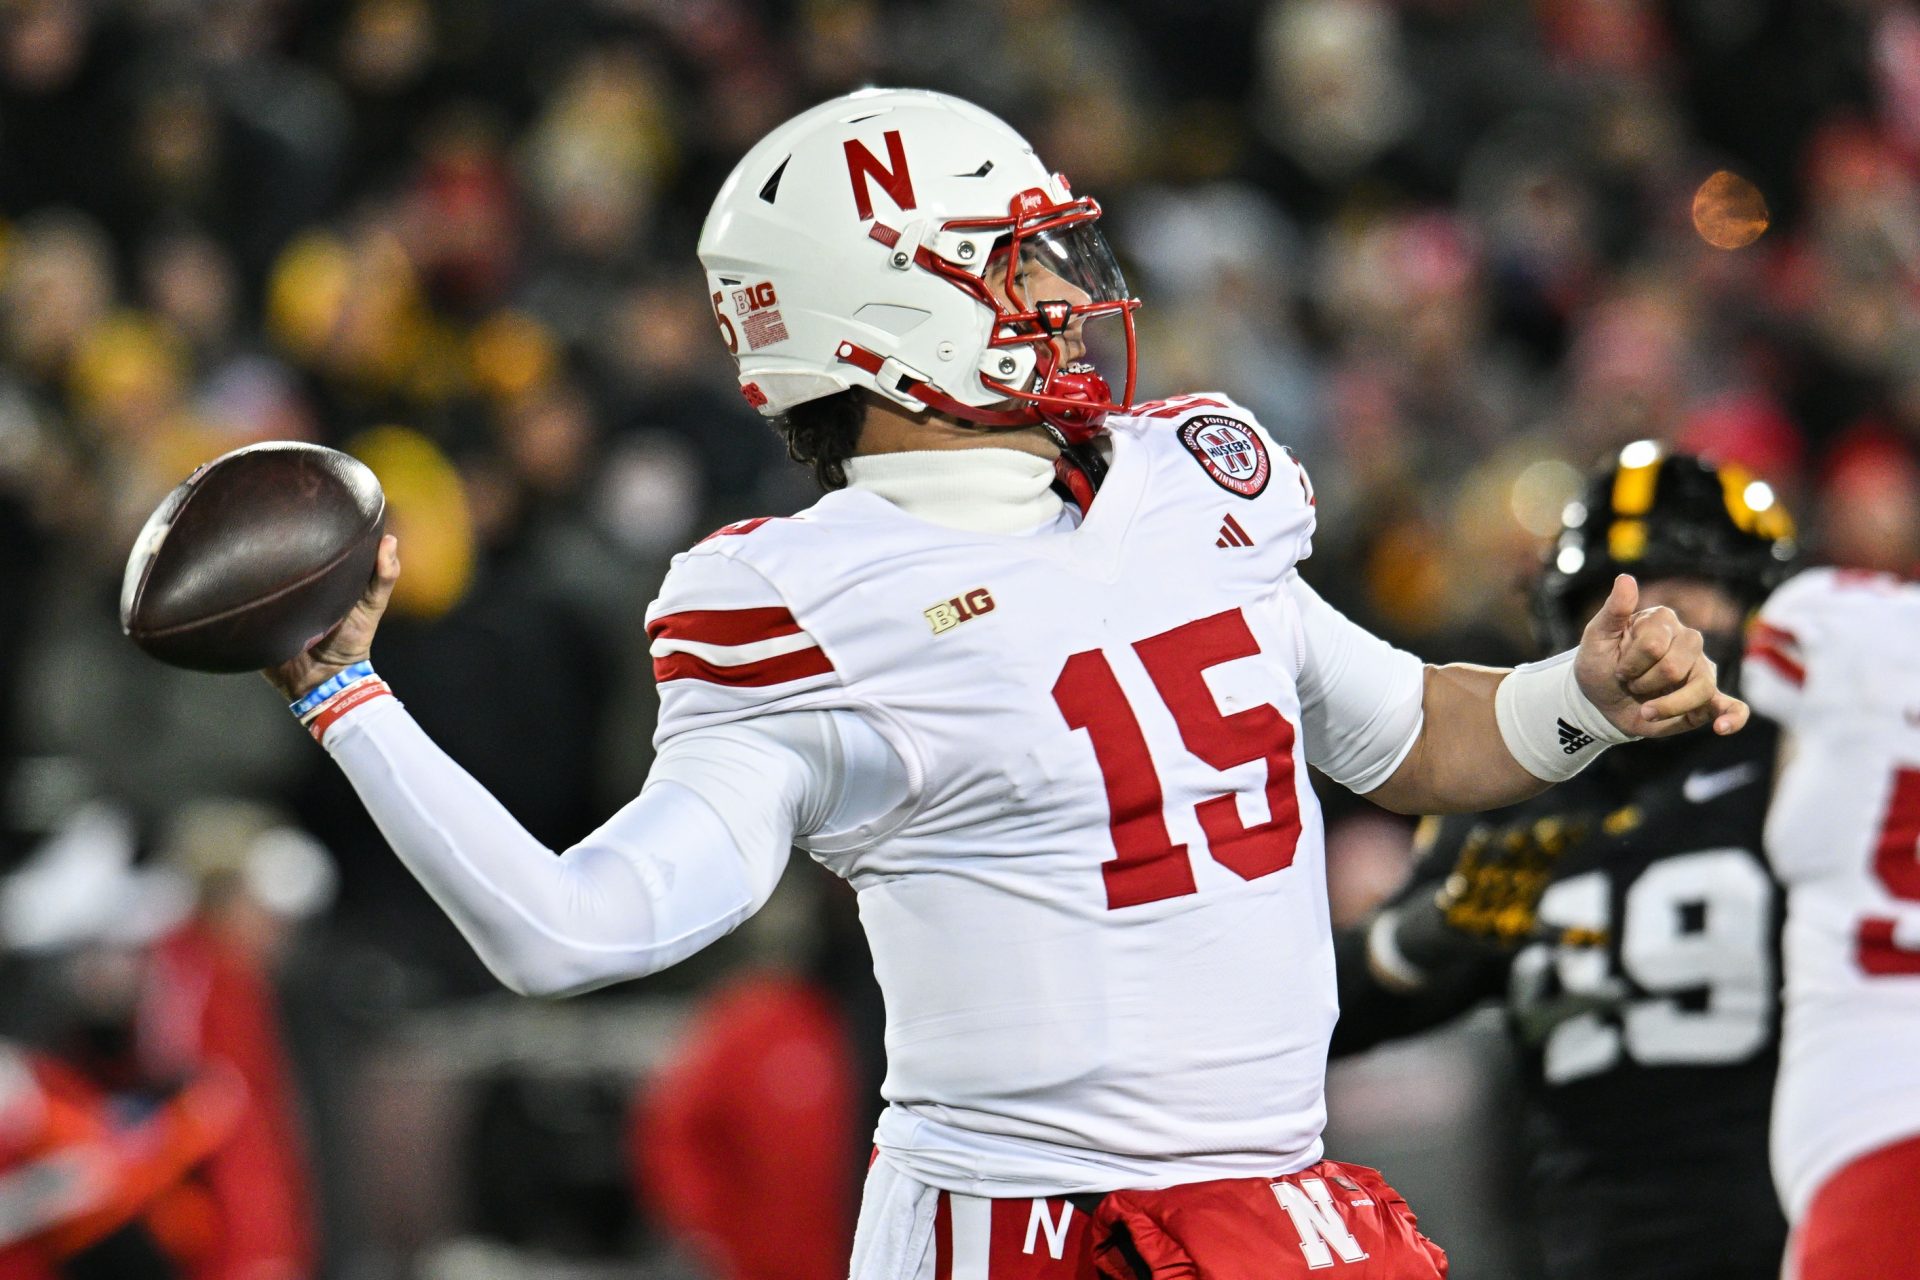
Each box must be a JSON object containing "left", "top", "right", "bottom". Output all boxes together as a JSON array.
[{"left": 2, "top": 0, "right": 1918, "bottom": 1276}]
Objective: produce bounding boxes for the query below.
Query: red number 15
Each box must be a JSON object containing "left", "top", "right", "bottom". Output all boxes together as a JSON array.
[{"left": 1052, "top": 608, "right": 1302, "bottom": 910}]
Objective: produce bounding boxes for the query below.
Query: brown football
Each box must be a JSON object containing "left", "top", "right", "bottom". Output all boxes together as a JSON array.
[{"left": 120, "top": 442, "right": 386, "bottom": 673}]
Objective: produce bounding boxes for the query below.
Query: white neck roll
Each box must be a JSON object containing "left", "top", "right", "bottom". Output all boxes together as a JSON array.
[{"left": 841, "top": 448, "right": 1068, "bottom": 534}]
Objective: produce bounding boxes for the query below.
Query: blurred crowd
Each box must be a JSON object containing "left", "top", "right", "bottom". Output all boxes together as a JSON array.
[{"left": 2, "top": 0, "right": 1919, "bottom": 1276}]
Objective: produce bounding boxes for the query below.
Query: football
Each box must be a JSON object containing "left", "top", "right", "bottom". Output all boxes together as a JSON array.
[{"left": 120, "top": 442, "right": 386, "bottom": 673}]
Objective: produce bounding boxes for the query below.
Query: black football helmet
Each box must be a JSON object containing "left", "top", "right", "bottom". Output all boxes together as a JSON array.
[{"left": 1533, "top": 442, "right": 1799, "bottom": 681}]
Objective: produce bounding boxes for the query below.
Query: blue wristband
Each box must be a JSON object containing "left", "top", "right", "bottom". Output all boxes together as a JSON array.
[{"left": 289, "top": 661, "right": 376, "bottom": 719}]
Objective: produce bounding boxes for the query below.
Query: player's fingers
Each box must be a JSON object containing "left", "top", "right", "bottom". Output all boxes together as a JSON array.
[
  {"left": 361, "top": 535, "right": 401, "bottom": 614},
  {"left": 264, "top": 541, "right": 398, "bottom": 690},
  {"left": 1638, "top": 706, "right": 1714, "bottom": 737},
  {"left": 1711, "top": 691, "right": 1750, "bottom": 736},
  {"left": 1614, "top": 606, "right": 1680, "bottom": 682},
  {"left": 1637, "top": 691, "right": 1721, "bottom": 735},
  {"left": 1636, "top": 657, "right": 1716, "bottom": 725},
  {"left": 1585, "top": 574, "right": 1639, "bottom": 639},
  {"left": 1624, "top": 624, "right": 1701, "bottom": 697}
]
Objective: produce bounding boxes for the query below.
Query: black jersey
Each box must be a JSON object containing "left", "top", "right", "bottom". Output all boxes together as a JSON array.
[{"left": 1332, "top": 723, "right": 1786, "bottom": 1280}]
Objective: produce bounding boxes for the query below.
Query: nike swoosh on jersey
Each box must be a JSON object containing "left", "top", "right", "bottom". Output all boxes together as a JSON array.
[{"left": 1682, "top": 761, "right": 1763, "bottom": 804}]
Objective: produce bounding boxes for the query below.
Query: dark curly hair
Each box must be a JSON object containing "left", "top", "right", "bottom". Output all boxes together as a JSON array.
[{"left": 772, "top": 389, "right": 867, "bottom": 490}]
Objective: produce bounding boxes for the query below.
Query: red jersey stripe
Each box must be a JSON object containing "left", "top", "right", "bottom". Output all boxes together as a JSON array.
[
  {"left": 653, "top": 644, "right": 833, "bottom": 687},
  {"left": 697, "top": 516, "right": 774, "bottom": 543},
  {"left": 648, "top": 606, "right": 802, "bottom": 647},
  {"left": 1746, "top": 641, "right": 1806, "bottom": 686},
  {"left": 1750, "top": 621, "right": 1801, "bottom": 652},
  {"left": 933, "top": 1193, "right": 952, "bottom": 1280}
]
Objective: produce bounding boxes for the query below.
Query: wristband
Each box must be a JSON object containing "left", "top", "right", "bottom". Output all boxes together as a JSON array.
[
  {"left": 289, "top": 662, "right": 393, "bottom": 744},
  {"left": 288, "top": 661, "right": 375, "bottom": 718},
  {"left": 1493, "top": 649, "right": 1630, "bottom": 783}
]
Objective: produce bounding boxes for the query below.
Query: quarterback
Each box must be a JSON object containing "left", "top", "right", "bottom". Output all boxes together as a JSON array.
[
  {"left": 265, "top": 90, "right": 1746, "bottom": 1279},
  {"left": 1745, "top": 568, "right": 1920, "bottom": 1279}
]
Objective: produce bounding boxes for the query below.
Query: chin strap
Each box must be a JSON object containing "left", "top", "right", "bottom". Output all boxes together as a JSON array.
[
  {"left": 834, "top": 342, "right": 1035, "bottom": 429},
  {"left": 833, "top": 341, "right": 1116, "bottom": 442}
]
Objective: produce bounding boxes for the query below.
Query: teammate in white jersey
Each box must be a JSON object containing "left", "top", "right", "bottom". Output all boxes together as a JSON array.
[
  {"left": 264, "top": 89, "right": 1748, "bottom": 1280},
  {"left": 1745, "top": 568, "right": 1920, "bottom": 1280}
]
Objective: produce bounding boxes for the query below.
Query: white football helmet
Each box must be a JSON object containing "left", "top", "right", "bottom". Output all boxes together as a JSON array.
[{"left": 697, "top": 88, "right": 1139, "bottom": 445}]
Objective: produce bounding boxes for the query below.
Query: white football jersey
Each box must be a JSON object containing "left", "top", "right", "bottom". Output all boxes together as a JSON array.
[
  {"left": 646, "top": 396, "right": 1348, "bottom": 1196},
  {"left": 1746, "top": 567, "right": 1920, "bottom": 1219}
]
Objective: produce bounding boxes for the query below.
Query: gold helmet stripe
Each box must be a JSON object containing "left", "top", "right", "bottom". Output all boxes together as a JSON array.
[
  {"left": 1717, "top": 462, "right": 1798, "bottom": 541},
  {"left": 1608, "top": 517, "right": 1648, "bottom": 562},
  {"left": 1610, "top": 440, "right": 1665, "bottom": 516},
  {"left": 1607, "top": 441, "right": 1664, "bottom": 562}
]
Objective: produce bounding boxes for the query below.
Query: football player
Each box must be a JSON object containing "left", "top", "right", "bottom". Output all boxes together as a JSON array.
[
  {"left": 1744, "top": 568, "right": 1920, "bottom": 1280},
  {"left": 261, "top": 90, "right": 1748, "bottom": 1280},
  {"left": 1330, "top": 445, "right": 1798, "bottom": 1280}
]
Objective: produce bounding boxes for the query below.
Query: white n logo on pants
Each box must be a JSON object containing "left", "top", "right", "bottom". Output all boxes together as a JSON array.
[
  {"left": 1023, "top": 1200, "right": 1073, "bottom": 1259},
  {"left": 1270, "top": 1178, "right": 1369, "bottom": 1269}
]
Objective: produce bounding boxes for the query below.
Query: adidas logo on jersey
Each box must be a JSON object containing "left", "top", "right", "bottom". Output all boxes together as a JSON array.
[
  {"left": 1214, "top": 514, "right": 1255, "bottom": 549},
  {"left": 1556, "top": 718, "right": 1595, "bottom": 755},
  {"left": 926, "top": 588, "right": 995, "bottom": 635}
]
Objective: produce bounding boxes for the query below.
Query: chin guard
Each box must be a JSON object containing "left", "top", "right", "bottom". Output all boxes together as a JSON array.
[
  {"left": 1037, "top": 362, "right": 1116, "bottom": 445},
  {"left": 1051, "top": 438, "right": 1108, "bottom": 515}
]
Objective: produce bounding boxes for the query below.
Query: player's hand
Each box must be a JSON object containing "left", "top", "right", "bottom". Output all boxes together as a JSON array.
[
  {"left": 263, "top": 534, "right": 401, "bottom": 700},
  {"left": 1574, "top": 574, "right": 1749, "bottom": 739},
  {"left": 1435, "top": 827, "right": 1562, "bottom": 951},
  {"left": 1377, "top": 817, "right": 1610, "bottom": 994}
]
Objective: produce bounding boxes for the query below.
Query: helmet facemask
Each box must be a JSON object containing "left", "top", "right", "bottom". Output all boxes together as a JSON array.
[{"left": 870, "top": 188, "right": 1140, "bottom": 446}]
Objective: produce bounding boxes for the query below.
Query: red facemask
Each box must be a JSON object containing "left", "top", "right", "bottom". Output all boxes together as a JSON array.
[{"left": 836, "top": 185, "right": 1141, "bottom": 446}]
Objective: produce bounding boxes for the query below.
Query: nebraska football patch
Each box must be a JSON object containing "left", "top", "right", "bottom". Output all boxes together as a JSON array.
[{"left": 1179, "top": 415, "right": 1270, "bottom": 498}]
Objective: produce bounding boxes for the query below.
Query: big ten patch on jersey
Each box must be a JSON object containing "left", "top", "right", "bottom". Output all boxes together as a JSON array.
[{"left": 1500, "top": 730, "right": 1780, "bottom": 1088}]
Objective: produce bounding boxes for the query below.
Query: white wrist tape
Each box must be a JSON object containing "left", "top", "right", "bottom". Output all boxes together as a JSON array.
[{"left": 1494, "top": 649, "right": 1632, "bottom": 782}]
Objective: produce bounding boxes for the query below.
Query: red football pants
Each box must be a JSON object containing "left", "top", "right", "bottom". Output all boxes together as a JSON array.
[
  {"left": 1791, "top": 1132, "right": 1920, "bottom": 1280},
  {"left": 931, "top": 1162, "right": 1447, "bottom": 1280}
]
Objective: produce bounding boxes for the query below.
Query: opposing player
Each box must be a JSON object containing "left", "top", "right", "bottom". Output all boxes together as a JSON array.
[
  {"left": 1331, "top": 445, "right": 1796, "bottom": 1280},
  {"left": 263, "top": 90, "right": 1748, "bottom": 1280},
  {"left": 1744, "top": 568, "right": 1920, "bottom": 1280}
]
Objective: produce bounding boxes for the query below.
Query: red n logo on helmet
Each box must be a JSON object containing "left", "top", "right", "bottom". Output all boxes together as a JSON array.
[{"left": 844, "top": 130, "right": 917, "bottom": 221}]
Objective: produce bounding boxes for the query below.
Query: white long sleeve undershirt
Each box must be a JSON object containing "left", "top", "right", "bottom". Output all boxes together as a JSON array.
[
  {"left": 321, "top": 447, "right": 1423, "bottom": 998},
  {"left": 325, "top": 696, "right": 903, "bottom": 996}
]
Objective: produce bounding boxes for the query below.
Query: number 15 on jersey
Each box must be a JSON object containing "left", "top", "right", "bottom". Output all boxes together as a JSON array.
[{"left": 1052, "top": 607, "right": 1304, "bottom": 910}]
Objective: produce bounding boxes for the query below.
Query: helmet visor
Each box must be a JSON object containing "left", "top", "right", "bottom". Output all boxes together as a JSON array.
[{"left": 1011, "top": 222, "right": 1131, "bottom": 311}]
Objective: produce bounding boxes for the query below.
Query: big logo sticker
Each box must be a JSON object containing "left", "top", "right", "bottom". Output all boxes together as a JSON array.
[{"left": 1180, "top": 415, "right": 1270, "bottom": 498}]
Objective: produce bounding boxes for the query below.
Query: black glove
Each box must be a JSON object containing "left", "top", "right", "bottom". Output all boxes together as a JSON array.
[{"left": 1367, "top": 815, "right": 1603, "bottom": 991}]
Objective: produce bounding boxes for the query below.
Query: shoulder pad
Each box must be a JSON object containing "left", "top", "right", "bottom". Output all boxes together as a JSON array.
[
  {"left": 1122, "top": 392, "right": 1251, "bottom": 426},
  {"left": 646, "top": 538, "right": 841, "bottom": 745},
  {"left": 1124, "top": 392, "right": 1312, "bottom": 507}
]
